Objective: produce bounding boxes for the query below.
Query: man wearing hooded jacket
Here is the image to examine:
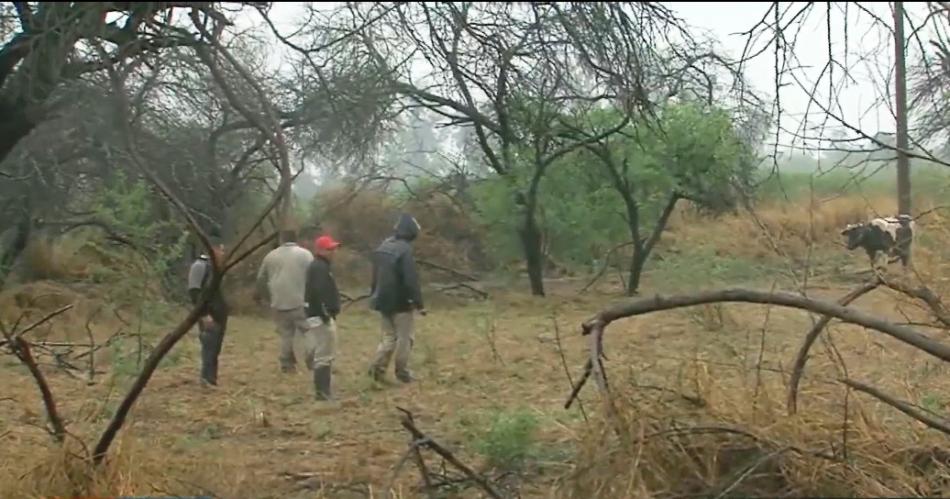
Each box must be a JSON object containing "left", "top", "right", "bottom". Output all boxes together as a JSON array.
[{"left": 368, "top": 213, "right": 426, "bottom": 383}]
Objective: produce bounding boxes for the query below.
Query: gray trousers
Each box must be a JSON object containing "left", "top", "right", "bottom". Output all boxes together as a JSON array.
[
  {"left": 273, "top": 307, "right": 315, "bottom": 371},
  {"left": 306, "top": 316, "right": 337, "bottom": 369},
  {"left": 369, "top": 312, "right": 414, "bottom": 378}
]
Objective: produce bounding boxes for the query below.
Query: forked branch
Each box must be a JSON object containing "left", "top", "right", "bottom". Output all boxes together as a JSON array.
[
  {"left": 572, "top": 287, "right": 950, "bottom": 402},
  {"left": 0, "top": 311, "right": 71, "bottom": 444},
  {"left": 395, "top": 407, "right": 504, "bottom": 499},
  {"left": 787, "top": 278, "right": 881, "bottom": 415}
]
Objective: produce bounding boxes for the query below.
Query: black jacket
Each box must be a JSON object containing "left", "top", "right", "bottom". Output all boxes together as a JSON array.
[
  {"left": 370, "top": 213, "right": 424, "bottom": 314},
  {"left": 187, "top": 256, "right": 229, "bottom": 322},
  {"left": 305, "top": 255, "right": 341, "bottom": 321}
]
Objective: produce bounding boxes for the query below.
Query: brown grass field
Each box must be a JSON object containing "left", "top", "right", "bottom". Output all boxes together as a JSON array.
[{"left": 2, "top": 193, "right": 950, "bottom": 498}]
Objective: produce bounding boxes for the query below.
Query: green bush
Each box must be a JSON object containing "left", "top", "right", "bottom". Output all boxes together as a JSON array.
[{"left": 473, "top": 409, "right": 540, "bottom": 470}]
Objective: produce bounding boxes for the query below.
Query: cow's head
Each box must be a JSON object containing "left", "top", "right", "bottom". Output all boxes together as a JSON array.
[{"left": 840, "top": 223, "right": 869, "bottom": 250}]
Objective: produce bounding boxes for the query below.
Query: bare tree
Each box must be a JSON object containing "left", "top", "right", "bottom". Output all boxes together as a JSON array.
[{"left": 1, "top": 3, "right": 393, "bottom": 470}]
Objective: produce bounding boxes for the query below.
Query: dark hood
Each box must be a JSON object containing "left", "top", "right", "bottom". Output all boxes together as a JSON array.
[{"left": 393, "top": 213, "right": 420, "bottom": 241}]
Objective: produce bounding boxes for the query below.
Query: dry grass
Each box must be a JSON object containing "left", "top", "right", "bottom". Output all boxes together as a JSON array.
[{"left": 2, "top": 193, "right": 950, "bottom": 498}]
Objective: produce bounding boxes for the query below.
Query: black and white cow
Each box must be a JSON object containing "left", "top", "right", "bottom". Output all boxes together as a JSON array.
[{"left": 840, "top": 214, "right": 916, "bottom": 269}]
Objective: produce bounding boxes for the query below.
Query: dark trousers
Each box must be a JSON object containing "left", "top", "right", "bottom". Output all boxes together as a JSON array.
[{"left": 198, "top": 314, "right": 228, "bottom": 385}]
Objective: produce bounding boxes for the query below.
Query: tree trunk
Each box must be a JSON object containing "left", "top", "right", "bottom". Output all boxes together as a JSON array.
[
  {"left": 627, "top": 243, "right": 646, "bottom": 296},
  {"left": 623, "top": 192, "right": 680, "bottom": 297},
  {"left": 519, "top": 211, "right": 545, "bottom": 296},
  {"left": 0, "top": 200, "right": 33, "bottom": 289},
  {"left": 0, "top": 107, "right": 34, "bottom": 167}
]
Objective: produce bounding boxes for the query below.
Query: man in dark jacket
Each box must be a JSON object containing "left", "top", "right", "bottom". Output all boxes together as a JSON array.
[
  {"left": 368, "top": 213, "right": 426, "bottom": 384},
  {"left": 187, "top": 236, "right": 230, "bottom": 387},
  {"left": 304, "top": 235, "right": 342, "bottom": 401}
]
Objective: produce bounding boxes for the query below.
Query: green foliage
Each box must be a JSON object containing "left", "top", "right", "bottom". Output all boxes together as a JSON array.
[
  {"left": 472, "top": 408, "right": 540, "bottom": 470},
  {"left": 84, "top": 171, "right": 187, "bottom": 316},
  {"left": 472, "top": 101, "right": 758, "bottom": 268}
]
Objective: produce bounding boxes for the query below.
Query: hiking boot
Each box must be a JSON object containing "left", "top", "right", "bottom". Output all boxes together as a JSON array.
[
  {"left": 314, "top": 365, "right": 333, "bottom": 401},
  {"left": 369, "top": 367, "right": 395, "bottom": 386},
  {"left": 395, "top": 370, "right": 416, "bottom": 384}
]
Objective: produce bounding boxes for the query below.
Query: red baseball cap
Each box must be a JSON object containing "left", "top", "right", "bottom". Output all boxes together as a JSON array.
[{"left": 315, "top": 235, "right": 342, "bottom": 250}]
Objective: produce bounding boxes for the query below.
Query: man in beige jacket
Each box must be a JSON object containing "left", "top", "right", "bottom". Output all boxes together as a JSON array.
[{"left": 255, "top": 229, "right": 316, "bottom": 373}]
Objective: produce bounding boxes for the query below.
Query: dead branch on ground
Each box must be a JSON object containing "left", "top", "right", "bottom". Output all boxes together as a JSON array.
[
  {"left": 395, "top": 407, "right": 504, "bottom": 499},
  {"left": 571, "top": 287, "right": 950, "bottom": 405},
  {"left": 842, "top": 378, "right": 950, "bottom": 436},
  {"left": 431, "top": 282, "right": 489, "bottom": 300},
  {"left": 417, "top": 259, "right": 479, "bottom": 282},
  {"left": 787, "top": 278, "right": 882, "bottom": 415}
]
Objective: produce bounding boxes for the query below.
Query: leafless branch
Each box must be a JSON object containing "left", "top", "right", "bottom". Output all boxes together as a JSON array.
[
  {"left": 396, "top": 407, "right": 504, "bottom": 499},
  {"left": 787, "top": 278, "right": 882, "bottom": 415},
  {"left": 843, "top": 378, "right": 950, "bottom": 436},
  {"left": 573, "top": 287, "right": 950, "bottom": 402}
]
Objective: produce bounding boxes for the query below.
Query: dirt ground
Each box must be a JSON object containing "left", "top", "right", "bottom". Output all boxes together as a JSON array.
[{"left": 2, "top": 266, "right": 950, "bottom": 497}]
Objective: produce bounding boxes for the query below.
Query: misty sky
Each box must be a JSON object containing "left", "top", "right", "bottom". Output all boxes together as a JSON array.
[{"left": 243, "top": 2, "right": 936, "bottom": 166}]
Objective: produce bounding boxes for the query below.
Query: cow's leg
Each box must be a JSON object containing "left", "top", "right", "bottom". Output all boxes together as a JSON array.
[{"left": 866, "top": 249, "right": 878, "bottom": 272}]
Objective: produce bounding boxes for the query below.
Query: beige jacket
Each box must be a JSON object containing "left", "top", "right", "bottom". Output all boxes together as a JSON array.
[{"left": 256, "top": 243, "right": 314, "bottom": 311}]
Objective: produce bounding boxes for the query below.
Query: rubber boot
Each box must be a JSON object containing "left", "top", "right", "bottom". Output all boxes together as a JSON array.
[
  {"left": 314, "top": 365, "right": 333, "bottom": 401},
  {"left": 199, "top": 324, "right": 221, "bottom": 386}
]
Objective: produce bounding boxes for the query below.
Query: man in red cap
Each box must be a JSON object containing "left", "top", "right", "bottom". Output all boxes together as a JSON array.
[{"left": 304, "top": 234, "right": 343, "bottom": 401}]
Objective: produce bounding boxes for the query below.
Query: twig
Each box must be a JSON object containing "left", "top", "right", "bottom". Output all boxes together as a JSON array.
[
  {"left": 341, "top": 293, "right": 371, "bottom": 311},
  {"left": 417, "top": 259, "right": 479, "bottom": 282},
  {"left": 15, "top": 304, "right": 75, "bottom": 339},
  {"left": 842, "top": 378, "right": 950, "bottom": 436},
  {"left": 552, "top": 311, "right": 588, "bottom": 421},
  {"left": 84, "top": 308, "right": 101, "bottom": 383},
  {"left": 7, "top": 338, "right": 66, "bottom": 443},
  {"left": 411, "top": 446, "right": 436, "bottom": 498},
  {"left": 482, "top": 313, "right": 504, "bottom": 366},
  {"left": 713, "top": 447, "right": 792, "bottom": 499},
  {"left": 880, "top": 277, "right": 950, "bottom": 328},
  {"left": 753, "top": 281, "right": 777, "bottom": 415},
  {"left": 396, "top": 408, "right": 504, "bottom": 499},
  {"left": 565, "top": 359, "right": 592, "bottom": 410},
  {"left": 432, "top": 282, "right": 489, "bottom": 299},
  {"left": 384, "top": 438, "right": 428, "bottom": 499},
  {"left": 787, "top": 278, "right": 881, "bottom": 415},
  {"left": 580, "top": 242, "right": 633, "bottom": 294}
]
